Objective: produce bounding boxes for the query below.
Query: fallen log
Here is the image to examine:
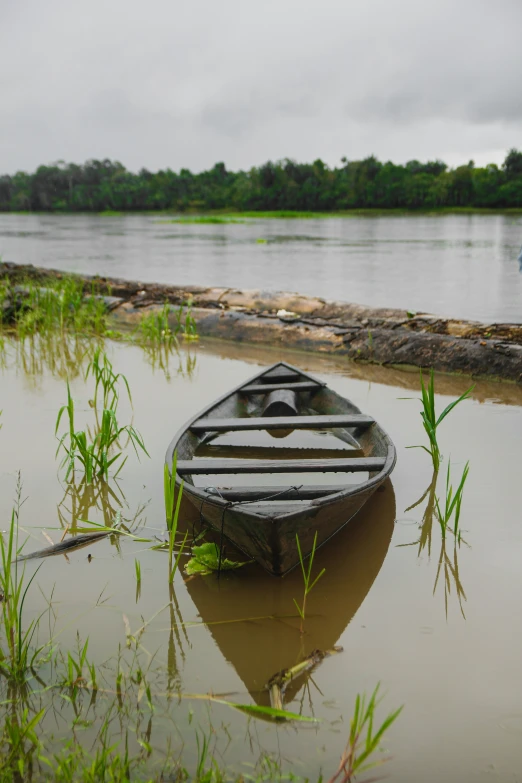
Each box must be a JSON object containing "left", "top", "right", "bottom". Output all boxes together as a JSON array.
[{"left": 1, "top": 261, "right": 521, "bottom": 383}]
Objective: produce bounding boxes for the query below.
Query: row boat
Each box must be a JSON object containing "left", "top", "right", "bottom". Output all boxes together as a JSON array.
[{"left": 165, "top": 361, "right": 396, "bottom": 576}]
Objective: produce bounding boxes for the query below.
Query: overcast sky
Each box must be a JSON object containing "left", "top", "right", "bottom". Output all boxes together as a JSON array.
[{"left": 1, "top": 0, "right": 521, "bottom": 174}]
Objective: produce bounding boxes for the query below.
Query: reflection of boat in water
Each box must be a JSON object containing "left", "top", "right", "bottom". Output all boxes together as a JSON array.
[{"left": 184, "top": 479, "right": 396, "bottom": 706}]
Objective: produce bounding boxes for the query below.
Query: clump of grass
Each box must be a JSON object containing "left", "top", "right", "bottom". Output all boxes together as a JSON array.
[
  {"left": 139, "top": 301, "right": 198, "bottom": 345},
  {"left": 327, "top": 684, "right": 403, "bottom": 783},
  {"left": 0, "top": 478, "right": 48, "bottom": 684},
  {"left": 183, "top": 300, "right": 198, "bottom": 341},
  {"left": 407, "top": 369, "right": 474, "bottom": 472},
  {"left": 85, "top": 346, "right": 132, "bottom": 413},
  {"left": 4, "top": 276, "right": 108, "bottom": 339},
  {"left": 435, "top": 460, "right": 470, "bottom": 541},
  {"left": 55, "top": 381, "right": 149, "bottom": 483},
  {"left": 139, "top": 303, "right": 175, "bottom": 346},
  {"left": 293, "top": 532, "right": 325, "bottom": 634}
]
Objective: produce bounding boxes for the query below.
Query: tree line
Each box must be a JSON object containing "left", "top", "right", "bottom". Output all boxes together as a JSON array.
[{"left": 1, "top": 150, "right": 522, "bottom": 213}]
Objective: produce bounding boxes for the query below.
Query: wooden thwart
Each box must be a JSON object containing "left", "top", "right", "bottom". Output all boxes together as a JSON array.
[
  {"left": 241, "top": 381, "right": 323, "bottom": 393},
  {"left": 190, "top": 414, "right": 374, "bottom": 432},
  {"left": 260, "top": 368, "right": 301, "bottom": 383},
  {"left": 197, "top": 444, "right": 361, "bottom": 460},
  {"left": 178, "top": 457, "right": 385, "bottom": 474},
  {"left": 207, "top": 485, "right": 348, "bottom": 501}
]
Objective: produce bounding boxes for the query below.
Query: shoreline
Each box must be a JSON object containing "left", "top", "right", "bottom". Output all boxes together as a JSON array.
[
  {"left": 2, "top": 207, "right": 522, "bottom": 218},
  {"left": 1, "top": 260, "right": 521, "bottom": 384}
]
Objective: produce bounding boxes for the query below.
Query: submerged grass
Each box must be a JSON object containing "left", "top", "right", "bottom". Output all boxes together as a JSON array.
[
  {"left": 434, "top": 460, "right": 470, "bottom": 541},
  {"left": 293, "top": 532, "right": 325, "bottom": 634}
]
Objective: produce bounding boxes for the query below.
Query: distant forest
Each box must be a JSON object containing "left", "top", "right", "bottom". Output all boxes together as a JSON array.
[{"left": 1, "top": 149, "right": 522, "bottom": 212}]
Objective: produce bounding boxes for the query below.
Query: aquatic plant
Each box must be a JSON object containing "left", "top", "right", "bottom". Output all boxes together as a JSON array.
[
  {"left": 139, "top": 302, "right": 176, "bottom": 346},
  {"left": 2, "top": 275, "right": 108, "bottom": 339},
  {"left": 407, "top": 369, "right": 474, "bottom": 472},
  {"left": 434, "top": 460, "right": 470, "bottom": 541},
  {"left": 185, "top": 542, "right": 251, "bottom": 576},
  {"left": 326, "top": 683, "right": 403, "bottom": 783},
  {"left": 85, "top": 346, "right": 132, "bottom": 413},
  {"left": 55, "top": 382, "right": 149, "bottom": 483},
  {"left": 293, "top": 532, "right": 325, "bottom": 634},
  {"left": 0, "top": 479, "right": 48, "bottom": 684},
  {"left": 183, "top": 300, "right": 199, "bottom": 340},
  {"left": 164, "top": 452, "right": 188, "bottom": 582}
]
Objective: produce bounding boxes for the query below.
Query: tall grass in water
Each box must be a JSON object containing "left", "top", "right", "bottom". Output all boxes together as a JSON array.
[
  {"left": 0, "top": 479, "right": 47, "bottom": 684},
  {"left": 407, "top": 369, "right": 474, "bottom": 472},
  {"left": 85, "top": 346, "right": 132, "bottom": 413},
  {"left": 139, "top": 301, "right": 198, "bottom": 346},
  {"left": 327, "top": 684, "right": 403, "bottom": 783},
  {"left": 164, "top": 452, "right": 188, "bottom": 581},
  {"left": 293, "top": 532, "right": 325, "bottom": 634},
  {"left": 56, "top": 377, "right": 148, "bottom": 483},
  {"left": 139, "top": 302, "right": 175, "bottom": 346}
]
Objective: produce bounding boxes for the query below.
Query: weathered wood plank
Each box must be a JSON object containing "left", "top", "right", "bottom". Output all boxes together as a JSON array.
[
  {"left": 178, "top": 457, "right": 385, "bottom": 474},
  {"left": 205, "top": 485, "right": 348, "bottom": 501},
  {"left": 241, "top": 381, "right": 323, "bottom": 393},
  {"left": 190, "top": 414, "right": 374, "bottom": 432},
  {"left": 197, "top": 444, "right": 361, "bottom": 460}
]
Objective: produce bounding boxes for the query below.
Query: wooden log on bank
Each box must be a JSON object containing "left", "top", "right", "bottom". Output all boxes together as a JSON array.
[{"left": 1, "top": 261, "right": 521, "bottom": 383}]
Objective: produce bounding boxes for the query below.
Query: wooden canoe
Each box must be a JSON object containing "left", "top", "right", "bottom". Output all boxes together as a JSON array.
[{"left": 165, "top": 361, "right": 396, "bottom": 576}]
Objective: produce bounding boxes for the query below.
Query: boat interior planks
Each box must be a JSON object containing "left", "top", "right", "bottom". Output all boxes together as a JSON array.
[
  {"left": 165, "top": 361, "right": 396, "bottom": 576},
  {"left": 190, "top": 414, "right": 375, "bottom": 432}
]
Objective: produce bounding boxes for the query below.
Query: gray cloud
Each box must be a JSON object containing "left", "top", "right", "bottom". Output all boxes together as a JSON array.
[{"left": 0, "top": 0, "right": 521, "bottom": 173}]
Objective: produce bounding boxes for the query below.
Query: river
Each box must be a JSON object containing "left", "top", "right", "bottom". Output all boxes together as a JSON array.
[
  {"left": 0, "top": 212, "right": 521, "bottom": 322},
  {"left": 1, "top": 336, "right": 521, "bottom": 781}
]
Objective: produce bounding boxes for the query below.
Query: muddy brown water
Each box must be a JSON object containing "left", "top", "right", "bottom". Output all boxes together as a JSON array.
[
  {"left": 1, "top": 212, "right": 522, "bottom": 322},
  {"left": 0, "top": 336, "right": 521, "bottom": 781}
]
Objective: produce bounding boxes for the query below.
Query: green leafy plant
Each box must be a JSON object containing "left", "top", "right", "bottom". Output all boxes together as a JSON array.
[
  {"left": 183, "top": 300, "right": 199, "bottom": 340},
  {"left": 293, "top": 532, "right": 325, "bottom": 633},
  {"left": 139, "top": 302, "right": 176, "bottom": 346},
  {"left": 434, "top": 460, "right": 470, "bottom": 541},
  {"left": 327, "top": 683, "right": 403, "bottom": 783},
  {"left": 407, "top": 369, "right": 474, "bottom": 472},
  {"left": 56, "top": 382, "right": 149, "bottom": 483},
  {"left": 85, "top": 346, "right": 132, "bottom": 413},
  {"left": 184, "top": 542, "right": 251, "bottom": 576},
  {"left": 0, "top": 480, "right": 48, "bottom": 683},
  {"left": 3, "top": 276, "right": 108, "bottom": 339}
]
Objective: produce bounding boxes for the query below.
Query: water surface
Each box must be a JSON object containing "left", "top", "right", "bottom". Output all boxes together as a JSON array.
[
  {"left": 0, "top": 337, "right": 521, "bottom": 781},
  {"left": 1, "top": 213, "right": 521, "bottom": 322}
]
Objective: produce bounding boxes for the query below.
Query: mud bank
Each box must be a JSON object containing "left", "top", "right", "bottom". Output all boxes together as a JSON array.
[{"left": 2, "top": 261, "right": 521, "bottom": 383}]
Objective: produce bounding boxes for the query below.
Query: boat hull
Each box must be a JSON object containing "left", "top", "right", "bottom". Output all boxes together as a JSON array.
[{"left": 181, "top": 478, "right": 386, "bottom": 575}]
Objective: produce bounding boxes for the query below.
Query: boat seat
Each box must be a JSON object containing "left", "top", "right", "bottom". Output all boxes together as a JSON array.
[
  {"left": 177, "top": 457, "right": 385, "bottom": 474},
  {"left": 241, "top": 381, "right": 323, "bottom": 393},
  {"left": 190, "top": 414, "right": 374, "bottom": 432}
]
